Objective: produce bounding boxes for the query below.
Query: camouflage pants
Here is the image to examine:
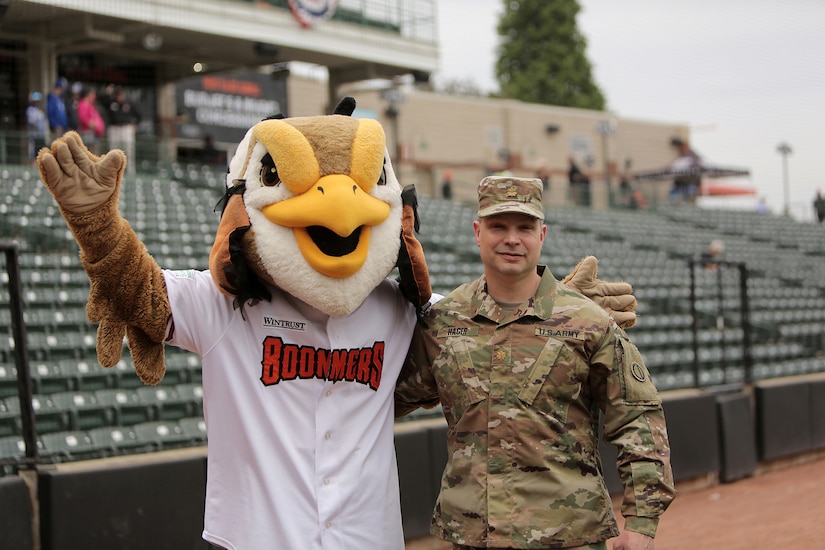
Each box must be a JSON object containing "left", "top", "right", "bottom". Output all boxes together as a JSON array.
[{"left": 453, "top": 543, "right": 606, "bottom": 550}]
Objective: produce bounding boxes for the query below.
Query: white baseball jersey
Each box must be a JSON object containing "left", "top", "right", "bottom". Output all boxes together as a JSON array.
[{"left": 164, "top": 269, "right": 417, "bottom": 550}]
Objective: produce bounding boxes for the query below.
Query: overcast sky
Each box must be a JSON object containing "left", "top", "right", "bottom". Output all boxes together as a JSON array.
[{"left": 435, "top": 0, "right": 825, "bottom": 220}]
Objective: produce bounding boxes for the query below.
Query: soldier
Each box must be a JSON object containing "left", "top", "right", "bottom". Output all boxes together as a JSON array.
[{"left": 396, "top": 176, "right": 675, "bottom": 550}]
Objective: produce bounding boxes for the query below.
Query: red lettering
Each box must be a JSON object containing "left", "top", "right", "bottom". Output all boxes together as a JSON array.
[
  {"left": 281, "top": 344, "right": 299, "bottom": 380},
  {"left": 298, "top": 346, "right": 315, "bottom": 379},
  {"left": 260, "top": 337, "right": 283, "bottom": 386},
  {"left": 345, "top": 350, "right": 360, "bottom": 381},
  {"left": 329, "top": 350, "right": 347, "bottom": 381},
  {"left": 370, "top": 342, "right": 385, "bottom": 390},
  {"left": 315, "top": 349, "right": 331, "bottom": 379},
  {"left": 201, "top": 76, "right": 262, "bottom": 97},
  {"left": 356, "top": 349, "right": 372, "bottom": 385},
  {"left": 259, "top": 338, "right": 386, "bottom": 391}
]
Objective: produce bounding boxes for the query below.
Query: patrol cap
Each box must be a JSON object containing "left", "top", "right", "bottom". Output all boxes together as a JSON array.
[{"left": 477, "top": 175, "right": 544, "bottom": 219}]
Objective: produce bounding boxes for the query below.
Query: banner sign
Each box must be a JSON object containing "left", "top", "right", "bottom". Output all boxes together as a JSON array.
[{"left": 176, "top": 70, "right": 287, "bottom": 143}]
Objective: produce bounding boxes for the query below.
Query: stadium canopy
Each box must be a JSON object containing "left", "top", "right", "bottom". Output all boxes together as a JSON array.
[
  {"left": 632, "top": 145, "right": 755, "bottom": 196},
  {"left": 632, "top": 148, "right": 750, "bottom": 182}
]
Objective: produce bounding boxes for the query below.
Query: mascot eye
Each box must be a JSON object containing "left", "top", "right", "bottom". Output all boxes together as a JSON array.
[
  {"left": 260, "top": 153, "right": 280, "bottom": 187},
  {"left": 377, "top": 167, "right": 386, "bottom": 186}
]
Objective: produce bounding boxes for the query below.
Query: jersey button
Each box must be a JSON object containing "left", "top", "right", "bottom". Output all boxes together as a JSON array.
[{"left": 324, "top": 432, "right": 332, "bottom": 440}]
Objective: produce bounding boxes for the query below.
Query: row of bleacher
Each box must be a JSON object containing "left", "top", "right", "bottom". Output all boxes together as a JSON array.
[{"left": 2, "top": 163, "right": 825, "bottom": 471}]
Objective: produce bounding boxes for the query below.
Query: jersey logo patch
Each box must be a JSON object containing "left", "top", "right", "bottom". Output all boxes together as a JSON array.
[
  {"left": 262, "top": 316, "right": 307, "bottom": 331},
  {"left": 170, "top": 270, "right": 195, "bottom": 280},
  {"left": 260, "top": 337, "right": 385, "bottom": 391}
]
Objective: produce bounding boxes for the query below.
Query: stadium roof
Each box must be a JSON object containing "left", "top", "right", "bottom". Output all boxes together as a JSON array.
[{"left": 1, "top": 0, "right": 438, "bottom": 83}]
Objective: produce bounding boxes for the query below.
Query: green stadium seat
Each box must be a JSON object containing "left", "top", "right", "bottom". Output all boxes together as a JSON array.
[
  {"left": 2, "top": 394, "right": 71, "bottom": 434},
  {"left": 40, "top": 430, "right": 101, "bottom": 461},
  {"left": 0, "top": 363, "right": 18, "bottom": 399},
  {"left": 178, "top": 416, "right": 207, "bottom": 444},
  {"left": 87, "top": 426, "right": 152, "bottom": 456},
  {"left": 133, "top": 420, "right": 190, "bottom": 451},
  {"left": 136, "top": 386, "right": 192, "bottom": 421},
  {"left": 50, "top": 391, "right": 115, "bottom": 431},
  {"left": 0, "top": 435, "right": 27, "bottom": 460},
  {"left": 94, "top": 389, "right": 154, "bottom": 426},
  {"left": 67, "top": 359, "right": 115, "bottom": 391},
  {"left": 0, "top": 397, "right": 17, "bottom": 437}
]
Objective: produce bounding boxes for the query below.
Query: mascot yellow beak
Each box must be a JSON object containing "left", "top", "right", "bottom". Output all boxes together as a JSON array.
[
  {"left": 248, "top": 115, "right": 392, "bottom": 279},
  {"left": 262, "top": 174, "right": 390, "bottom": 278}
]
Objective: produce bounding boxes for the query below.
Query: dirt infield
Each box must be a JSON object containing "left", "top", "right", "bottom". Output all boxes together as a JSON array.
[{"left": 406, "top": 453, "right": 825, "bottom": 550}]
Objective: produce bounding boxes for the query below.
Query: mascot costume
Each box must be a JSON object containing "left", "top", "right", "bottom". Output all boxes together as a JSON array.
[{"left": 37, "top": 97, "right": 635, "bottom": 549}]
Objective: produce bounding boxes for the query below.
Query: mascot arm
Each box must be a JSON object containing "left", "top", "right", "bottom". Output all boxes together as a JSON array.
[
  {"left": 562, "top": 256, "right": 637, "bottom": 329},
  {"left": 397, "top": 185, "right": 432, "bottom": 308},
  {"left": 37, "top": 132, "right": 170, "bottom": 385}
]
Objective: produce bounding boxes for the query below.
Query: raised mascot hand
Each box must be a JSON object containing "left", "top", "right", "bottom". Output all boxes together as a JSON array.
[
  {"left": 37, "top": 132, "right": 170, "bottom": 384},
  {"left": 562, "top": 256, "right": 637, "bottom": 329},
  {"left": 37, "top": 131, "right": 125, "bottom": 216}
]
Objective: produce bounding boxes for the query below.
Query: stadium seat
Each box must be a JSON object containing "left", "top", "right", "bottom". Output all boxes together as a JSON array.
[
  {"left": 87, "top": 426, "right": 153, "bottom": 457},
  {"left": 3, "top": 394, "right": 71, "bottom": 435},
  {"left": 94, "top": 388, "right": 154, "bottom": 426},
  {"left": 136, "top": 386, "right": 192, "bottom": 421},
  {"left": 0, "top": 397, "right": 17, "bottom": 437},
  {"left": 39, "top": 430, "right": 101, "bottom": 461},
  {"left": 132, "top": 420, "right": 190, "bottom": 451},
  {"left": 0, "top": 435, "right": 27, "bottom": 460},
  {"left": 0, "top": 363, "right": 18, "bottom": 399},
  {"left": 175, "top": 383, "right": 204, "bottom": 417},
  {"left": 50, "top": 391, "right": 115, "bottom": 431},
  {"left": 68, "top": 359, "right": 115, "bottom": 391},
  {"left": 28, "top": 360, "right": 76, "bottom": 394},
  {"left": 178, "top": 416, "right": 207, "bottom": 444}
]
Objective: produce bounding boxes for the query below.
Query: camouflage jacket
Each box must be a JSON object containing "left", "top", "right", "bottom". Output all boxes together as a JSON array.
[{"left": 395, "top": 266, "right": 675, "bottom": 548}]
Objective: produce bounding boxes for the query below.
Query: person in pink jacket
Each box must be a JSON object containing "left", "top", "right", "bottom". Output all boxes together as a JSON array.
[{"left": 76, "top": 87, "right": 105, "bottom": 153}]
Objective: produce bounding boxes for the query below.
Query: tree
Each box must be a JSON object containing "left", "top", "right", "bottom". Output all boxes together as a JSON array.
[{"left": 495, "top": 0, "right": 606, "bottom": 110}]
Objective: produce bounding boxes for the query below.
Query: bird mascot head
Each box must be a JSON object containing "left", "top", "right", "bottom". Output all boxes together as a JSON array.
[{"left": 209, "top": 96, "right": 427, "bottom": 316}]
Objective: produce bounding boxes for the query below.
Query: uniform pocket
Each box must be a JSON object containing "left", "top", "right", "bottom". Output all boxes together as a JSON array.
[
  {"left": 438, "top": 338, "right": 487, "bottom": 421},
  {"left": 518, "top": 338, "right": 565, "bottom": 405}
]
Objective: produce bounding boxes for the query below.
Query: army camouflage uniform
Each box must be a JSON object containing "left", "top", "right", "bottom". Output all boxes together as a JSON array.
[{"left": 395, "top": 266, "right": 675, "bottom": 549}]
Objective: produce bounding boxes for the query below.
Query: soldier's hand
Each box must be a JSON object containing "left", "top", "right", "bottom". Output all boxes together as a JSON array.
[{"left": 612, "top": 530, "right": 655, "bottom": 550}]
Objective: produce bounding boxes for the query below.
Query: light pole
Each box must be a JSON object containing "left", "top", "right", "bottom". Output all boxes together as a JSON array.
[{"left": 776, "top": 142, "right": 792, "bottom": 217}]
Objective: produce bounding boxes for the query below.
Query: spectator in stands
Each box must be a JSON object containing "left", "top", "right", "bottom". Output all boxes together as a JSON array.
[
  {"left": 441, "top": 170, "right": 453, "bottom": 200},
  {"left": 813, "top": 190, "right": 825, "bottom": 223},
  {"left": 568, "top": 156, "right": 591, "bottom": 206},
  {"left": 77, "top": 86, "right": 105, "bottom": 154},
  {"left": 46, "top": 77, "right": 69, "bottom": 136},
  {"left": 199, "top": 134, "right": 224, "bottom": 166},
  {"left": 395, "top": 175, "right": 675, "bottom": 550},
  {"left": 104, "top": 86, "right": 141, "bottom": 174},
  {"left": 26, "top": 91, "right": 47, "bottom": 161},
  {"left": 700, "top": 239, "right": 725, "bottom": 270},
  {"left": 65, "top": 81, "right": 83, "bottom": 131}
]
